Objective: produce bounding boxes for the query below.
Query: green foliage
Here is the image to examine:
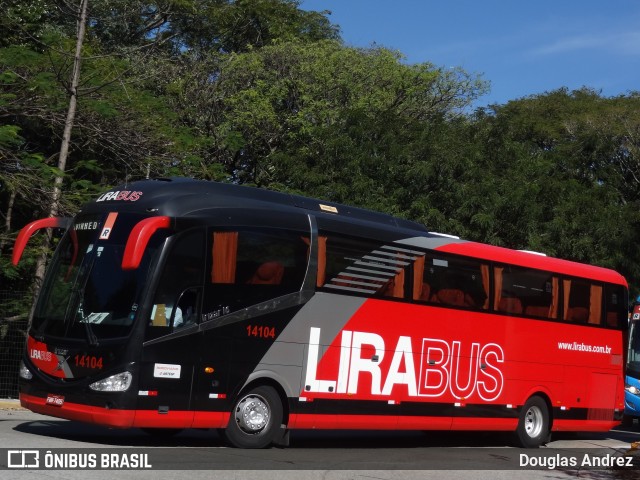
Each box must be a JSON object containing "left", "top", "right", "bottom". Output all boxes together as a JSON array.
[
  {"left": 167, "top": 0, "right": 340, "bottom": 54},
  {"left": 0, "top": 125, "right": 22, "bottom": 147},
  {"left": 456, "top": 90, "right": 640, "bottom": 292},
  {"left": 2, "top": 0, "right": 640, "bottom": 305},
  {"left": 177, "top": 40, "right": 487, "bottom": 200}
]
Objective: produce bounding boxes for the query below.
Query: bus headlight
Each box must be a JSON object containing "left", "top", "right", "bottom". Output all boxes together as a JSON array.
[
  {"left": 19, "top": 360, "right": 33, "bottom": 380},
  {"left": 89, "top": 372, "right": 132, "bottom": 392},
  {"left": 625, "top": 384, "right": 640, "bottom": 396}
]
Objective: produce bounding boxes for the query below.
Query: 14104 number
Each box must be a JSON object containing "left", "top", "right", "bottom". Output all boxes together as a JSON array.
[
  {"left": 74, "top": 354, "right": 103, "bottom": 369},
  {"left": 246, "top": 325, "right": 276, "bottom": 339}
]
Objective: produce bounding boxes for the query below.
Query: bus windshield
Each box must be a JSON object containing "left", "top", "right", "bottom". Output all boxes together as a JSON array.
[{"left": 32, "top": 213, "right": 167, "bottom": 342}]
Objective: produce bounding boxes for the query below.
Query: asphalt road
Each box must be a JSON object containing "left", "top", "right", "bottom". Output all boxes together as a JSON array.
[{"left": 1, "top": 401, "right": 639, "bottom": 480}]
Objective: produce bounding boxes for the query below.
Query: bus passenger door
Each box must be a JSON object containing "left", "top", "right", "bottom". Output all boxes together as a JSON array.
[
  {"left": 191, "top": 324, "right": 233, "bottom": 429},
  {"left": 191, "top": 225, "right": 312, "bottom": 429},
  {"left": 137, "top": 229, "right": 205, "bottom": 428}
]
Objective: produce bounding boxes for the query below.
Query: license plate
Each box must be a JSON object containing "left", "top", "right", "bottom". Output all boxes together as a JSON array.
[{"left": 45, "top": 394, "right": 65, "bottom": 407}]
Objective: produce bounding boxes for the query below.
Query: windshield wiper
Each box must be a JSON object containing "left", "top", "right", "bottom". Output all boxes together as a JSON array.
[
  {"left": 78, "top": 303, "right": 99, "bottom": 347},
  {"left": 65, "top": 252, "right": 100, "bottom": 347}
]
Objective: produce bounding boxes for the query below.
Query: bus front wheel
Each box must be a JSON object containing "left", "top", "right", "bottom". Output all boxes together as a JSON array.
[
  {"left": 224, "top": 385, "right": 283, "bottom": 448},
  {"left": 515, "top": 396, "right": 550, "bottom": 448}
]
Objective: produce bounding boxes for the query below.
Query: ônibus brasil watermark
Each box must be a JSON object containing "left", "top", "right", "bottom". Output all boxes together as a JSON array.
[{"left": 2, "top": 448, "right": 639, "bottom": 471}]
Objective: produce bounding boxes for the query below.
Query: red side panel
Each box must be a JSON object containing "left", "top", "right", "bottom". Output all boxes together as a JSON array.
[
  {"left": 20, "top": 393, "right": 230, "bottom": 429},
  {"left": 20, "top": 393, "right": 136, "bottom": 428},
  {"left": 121, "top": 216, "right": 171, "bottom": 270},
  {"left": 133, "top": 410, "right": 195, "bottom": 429},
  {"left": 12, "top": 217, "right": 70, "bottom": 266},
  {"left": 300, "top": 298, "right": 624, "bottom": 416}
]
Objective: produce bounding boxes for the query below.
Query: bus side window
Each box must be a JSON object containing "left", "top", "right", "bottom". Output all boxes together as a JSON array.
[
  {"left": 206, "top": 228, "right": 308, "bottom": 313},
  {"left": 319, "top": 236, "right": 419, "bottom": 299},
  {"left": 146, "top": 230, "right": 205, "bottom": 338},
  {"left": 495, "top": 266, "right": 558, "bottom": 319},
  {"left": 563, "top": 279, "right": 602, "bottom": 325},
  {"left": 419, "top": 255, "right": 488, "bottom": 310},
  {"left": 381, "top": 269, "right": 405, "bottom": 299},
  {"left": 175, "top": 287, "right": 200, "bottom": 328},
  {"left": 604, "top": 284, "right": 626, "bottom": 328},
  {"left": 247, "top": 261, "right": 285, "bottom": 285},
  {"left": 320, "top": 234, "right": 391, "bottom": 296}
]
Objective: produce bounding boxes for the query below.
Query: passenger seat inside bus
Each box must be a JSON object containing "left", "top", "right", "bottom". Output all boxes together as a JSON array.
[
  {"left": 565, "top": 306, "right": 589, "bottom": 322},
  {"left": 497, "top": 296, "right": 523, "bottom": 314},
  {"left": 416, "top": 283, "right": 431, "bottom": 301},
  {"left": 248, "top": 261, "right": 285, "bottom": 285},
  {"left": 430, "top": 288, "right": 475, "bottom": 308},
  {"left": 524, "top": 305, "right": 550, "bottom": 317}
]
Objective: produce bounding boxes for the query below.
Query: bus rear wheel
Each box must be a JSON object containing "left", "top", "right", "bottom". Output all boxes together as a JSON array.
[
  {"left": 224, "top": 385, "right": 283, "bottom": 448},
  {"left": 515, "top": 396, "right": 550, "bottom": 448}
]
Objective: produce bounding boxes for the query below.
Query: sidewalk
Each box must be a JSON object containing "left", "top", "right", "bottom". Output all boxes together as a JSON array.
[{"left": 0, "top": 399, "right": 23, "bottom": 410}]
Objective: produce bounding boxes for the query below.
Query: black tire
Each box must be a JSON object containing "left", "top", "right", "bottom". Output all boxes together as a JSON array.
[
  {"left": 223, "top": 385, "right": 283, "bottom": 449},
  {"left": 515, "top": 396, "right": 550, "bottom": 448}
]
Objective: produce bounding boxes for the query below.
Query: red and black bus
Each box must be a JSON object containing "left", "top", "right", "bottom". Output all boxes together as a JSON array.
[{"left": 13, "top": 178, "right": 628, "bottom": 448}]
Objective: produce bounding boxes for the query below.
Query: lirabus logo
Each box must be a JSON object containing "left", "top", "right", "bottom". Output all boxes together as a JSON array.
[{"left": 304, "top": 327, "right": 505, "bottom": 401}]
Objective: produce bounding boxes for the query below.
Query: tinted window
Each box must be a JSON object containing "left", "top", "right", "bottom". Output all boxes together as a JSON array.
[
  {"left": 604, "top": 284, "right": 627, "bottom": 328},
  {"left": 413, "top": 254, "right": 489, "bottom": 309},
  {"left": 203, "top": 228, "right": 308, "bottom": 317},
  {"left": 34, "top": 213, "right": 167, "bottom": 341},
  {"left": 563, "top": 278, "right": 601, "bottom": 324},
  {"left": 319, "top": 235, "right": 410, "bottom": 298},
  {"left": 147, "top": 230, "right": 205, "bottom": 338},
  {"left": 495, "top": 266, "right": 558, "bottom": 319}
]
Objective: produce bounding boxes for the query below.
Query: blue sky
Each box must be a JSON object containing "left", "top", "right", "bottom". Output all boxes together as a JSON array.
[{"left": 301, "top": 0, "right": 640, "bottom": 107}]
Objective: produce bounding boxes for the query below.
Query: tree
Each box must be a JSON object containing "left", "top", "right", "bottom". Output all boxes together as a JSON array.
[
  {"left": 6, "top": 2, "right": 638, "bottom": 301},
  {"left": 0, "top": 0, "right": 341, "bottom": 296},
  {"left": 168, "top": 0, "right": 340, "bottom": 54},
  {"left": 161, "top": 40, "right": 487, "bottom": 205},
  {"left": 0, "top": 0, "right": 193, "bottom": 295},
  {"left": 459, "top": 89, "right": 640, "bottom": 290}
]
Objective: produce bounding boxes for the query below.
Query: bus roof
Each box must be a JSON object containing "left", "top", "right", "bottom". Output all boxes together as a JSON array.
[
  {"left": 83, "top": 177, "right": 626, "bottom": 286},
  {"left": 83, "top": 177, "right": 428, "bottom": 233}
]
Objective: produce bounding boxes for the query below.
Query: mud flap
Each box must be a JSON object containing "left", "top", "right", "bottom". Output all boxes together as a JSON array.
[{"left": 272, "top": 425, "right": 290, "bottom": 448}]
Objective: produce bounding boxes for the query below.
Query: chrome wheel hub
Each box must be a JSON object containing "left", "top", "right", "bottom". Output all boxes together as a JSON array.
[
  {"left": 524, "top": 405, "right": 543, "bottom": 438},
  {"left": 235, "top": 394, "right": 270, "bottom": 434}
]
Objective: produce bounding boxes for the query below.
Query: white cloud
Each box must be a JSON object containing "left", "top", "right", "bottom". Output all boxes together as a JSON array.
[{"left": 530, "top": 30, "right": 640, "bottom": 57}]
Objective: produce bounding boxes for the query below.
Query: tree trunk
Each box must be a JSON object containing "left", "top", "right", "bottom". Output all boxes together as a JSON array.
[
  {"left": 49, "top": 0, "right": 88, "bottom": 217},
  {"left": 0, "top": 188, "right": 16, "bottom": 253},
  {"left": 29, "top": 0, "right": 89, "bottom": 321}
]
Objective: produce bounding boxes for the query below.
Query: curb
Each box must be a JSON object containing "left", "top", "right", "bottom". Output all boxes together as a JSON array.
[{"left": 0, "top": 399, "right": 24, "bottom": 410}]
